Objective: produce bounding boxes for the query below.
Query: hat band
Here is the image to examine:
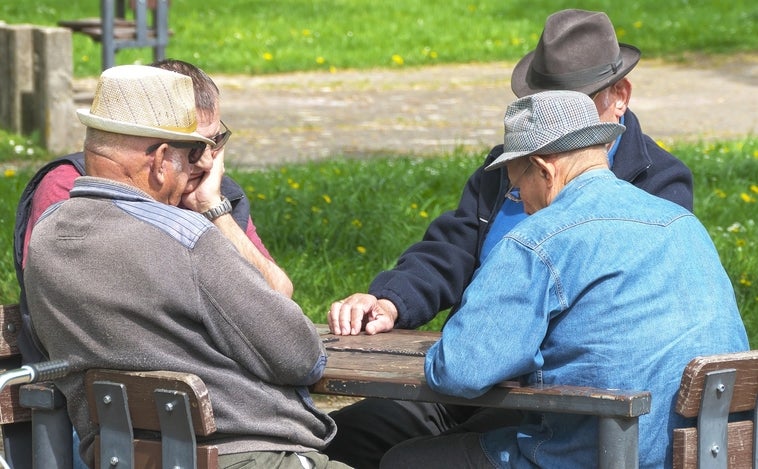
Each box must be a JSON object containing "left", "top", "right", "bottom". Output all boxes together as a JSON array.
[{"left": 529, "top": 53, "right": 624, "bottom": 90}]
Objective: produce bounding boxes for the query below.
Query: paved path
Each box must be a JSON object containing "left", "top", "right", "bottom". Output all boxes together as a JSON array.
[{"left": 72, "top": 53, "right": 758, "bottom": 169}]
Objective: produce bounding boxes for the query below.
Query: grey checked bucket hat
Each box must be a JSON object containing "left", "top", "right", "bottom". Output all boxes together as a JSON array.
[
  {"left": 511, "top": 9, "right": 641, "bottom": 97},
  {"left": 485, "top": 90, "right": 625, "bottom": 171},
  {"left": 77, "top": 65, "right": 214, "bottom": 145}
]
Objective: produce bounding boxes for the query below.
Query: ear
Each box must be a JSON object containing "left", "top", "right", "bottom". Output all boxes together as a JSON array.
[
  {"left": 611, "top": 78, "right": 632, "bottom": 115},
  {"left": 148, "top": 143, "right": 168, "bottom": 186},
  {"left": 530, "top": 155, "right": 555, "bottom": 183}
]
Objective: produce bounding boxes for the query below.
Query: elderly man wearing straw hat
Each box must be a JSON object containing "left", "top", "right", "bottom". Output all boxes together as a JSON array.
[
  {"left": 379, "top": 90, "right": 747, "bottom": 469},
  {"left": 325, "top": 10, "right": 694, "bottom": 468},
  {"left": 24, "top": 65, "right": 350, "bottom": 469}
]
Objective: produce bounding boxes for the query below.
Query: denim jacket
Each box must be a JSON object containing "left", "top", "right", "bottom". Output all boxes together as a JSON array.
[
  {"left": 425, "top": 170, "right": 748, "bottom": 468},
  {"left": 370, "top": 110, "right": 694, "bottom": 331}
]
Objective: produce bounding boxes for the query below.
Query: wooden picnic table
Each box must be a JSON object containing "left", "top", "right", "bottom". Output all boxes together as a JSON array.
[{"left": 312, "top": 326, "right": 651, "bottom": 469}]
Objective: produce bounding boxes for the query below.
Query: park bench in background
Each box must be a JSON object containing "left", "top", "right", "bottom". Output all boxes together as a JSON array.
[
  {"left": 673, "top": 350, "right": 758, "bottom": 469},
  {"left": 58, "top": 0, "right": 170, "bottom": 70}
]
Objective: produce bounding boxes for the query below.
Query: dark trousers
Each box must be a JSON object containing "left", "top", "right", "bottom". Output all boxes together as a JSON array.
[{"left": 324, "top": 398, "right": 521, "bottom": 469}]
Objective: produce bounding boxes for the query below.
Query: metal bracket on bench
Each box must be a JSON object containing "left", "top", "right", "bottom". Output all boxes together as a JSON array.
[
  {"left": 154, "top": 389, "right": 197, "bottom": 469},
  {"left": 20, "top": 382, "right": 73, "bottom": 469},
  {"left": 697, "top": 368, "right": 736, "bottom": 469},
  {"left": 93, "top": 381, "right": 133, "bottom": 469}
]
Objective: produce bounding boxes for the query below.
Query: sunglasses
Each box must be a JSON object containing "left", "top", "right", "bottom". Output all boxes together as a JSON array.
[
  {"left": 145, "top": 140, "right": 208, "bottom": 164},
  {"left": 210, "top": 121, "right": 232, "bottom": 154},
  {"left": 145, "top": 121, "right": 233, "bottom": 165}
]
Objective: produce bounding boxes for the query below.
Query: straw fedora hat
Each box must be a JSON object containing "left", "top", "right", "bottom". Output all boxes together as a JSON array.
[
  {"left": 511, "top": 9, "right": 641, "bottom": 97},
  {"left": 485, "top": 90, "right": 625, "bottom": 171},
  {"left": 77, "top": 65, "right": 214, "bottom": 145}
]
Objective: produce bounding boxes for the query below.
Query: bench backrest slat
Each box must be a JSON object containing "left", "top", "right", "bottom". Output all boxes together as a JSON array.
[
  {"left": 0, "top": 303, "right": 30, "bottom": 425},
  {"left": 676, "top": 351, "right": 758, "bottom": 418},
  {"left": 85, "top": 369, "right": 216, "bottom": 436}
]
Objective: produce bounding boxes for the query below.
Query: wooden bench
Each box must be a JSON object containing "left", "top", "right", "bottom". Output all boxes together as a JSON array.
[
  {"left": 85, "top": 369, "right": 219, "bottom": 469},
  {"left": 674, "top": 350, "right": 758, "bottom": 469},
  {"left": 0, "top": 303, "right": 72, "bottom": 469},
  {"left": 58, "top": 0, "right": 170, "bottom": 70},
  {"left": 0, "top": 303, "right": 218, "bottom": 468}
]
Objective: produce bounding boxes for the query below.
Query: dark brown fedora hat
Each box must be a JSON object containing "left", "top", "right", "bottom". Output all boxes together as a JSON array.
[{"left": 511, "top": 9, "right": 641, "bottom": 98}]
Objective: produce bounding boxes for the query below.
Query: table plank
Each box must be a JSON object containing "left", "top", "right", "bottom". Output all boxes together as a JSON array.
[{"left": 313, "top": 327, "right": 651, "bottom": 418}]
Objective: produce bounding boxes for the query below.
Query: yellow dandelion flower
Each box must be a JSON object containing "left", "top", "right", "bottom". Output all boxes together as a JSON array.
[
  {"left": 429, "top": 51, "right": 438, "bottom": 59},
  {"left": 356, "top": 246, "right": 367, "bottom": 255},
  {"left": 410, "top": 203, "right": 418, "bottom": 209},
  {"left": 316, "top": 56, "right": 326, "bottom": 64},
  {"left": 714, "top": 189, "right": 727, "bottom": 199},
  {"left": 4, "top": 168, "right": 17, "bottom": 177},
  {"left": 287, "top": 178, "right": 300, "bottom": 189},
  {"left": 262, "top": 52, "right": 274, "bottom": 61},
  {"left": 329, "top": 65, "right": 337, "bottom": 74},
  {"left": 739, "top": 274, "right": 752, "bottom": 287},
  {"left": 311, "top": 206, "right": 322, "bottom": 213},
  {"left": 633, "top": 21, "right": 643, "bottom": 29},
  {"left": 82, "top": 55, "right": 90, "bottom": 62},
  {"left": 753, "top": 150, "right": 758, "bottom": 158},
  {"left": 420, "top": 210, "right": 429, "bottom": 218},
  {"left": 322, "top": 194, "right": 332, "bottom": 204},
  {"left": 736, "top": 239, "right": 747, "bottom": 247},
  {"left": 302, "top": 29, "right": 312, "bottom": 36},
  {"left": 655, "top": 139, "right": 670, "bottom": 152},
  {"left": 616, "top": 28, "right": 627, "bottom": 39},
  {"left": 285, "top": 196, "right": 296, "bottom": 205},
  {"left": 750, "top": 184, "right": 758, "bottom": 194},
  {"left": 351, "top": 219, "right": 363, "bottom": 229},
  {"left": 391, "top": 54, "right": 404, "bottom": 66},
  {"left": 256, "top": 193, "right": 266, "bottom": 200},
  {"left": 740, "top": 193, "right": 756, "bottom": 203}
]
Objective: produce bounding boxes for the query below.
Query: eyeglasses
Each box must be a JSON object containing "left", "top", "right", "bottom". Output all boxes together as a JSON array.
[
  {"left": 145, "top": 140, "right": 208, "bottom": 164},
  {"left": 504, "top": 161, "right": 533, "bottom": 203},
  {"left": 210, "top": 121, "right": 232, "bottom": 153}
]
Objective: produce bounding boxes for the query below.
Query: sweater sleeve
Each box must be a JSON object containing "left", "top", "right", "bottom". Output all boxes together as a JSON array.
[
  {"left": 369, "top": 158, "right": 494, "bottom": 329},
  {"left": 192, "top": 229, "right": 325, "bottom": 386}
]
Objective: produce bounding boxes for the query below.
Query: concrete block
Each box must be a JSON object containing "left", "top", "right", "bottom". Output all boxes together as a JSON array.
[
  {"left": 0, "top": 24, "right": 34, "bottom": 133},
  {"left": 33, "top": 27, "right": 74, "bottom": 154}
]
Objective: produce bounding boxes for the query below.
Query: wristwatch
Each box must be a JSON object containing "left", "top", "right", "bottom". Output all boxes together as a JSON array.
[{"left": 201, "top": 196, "right": 232, "bottom": 221}]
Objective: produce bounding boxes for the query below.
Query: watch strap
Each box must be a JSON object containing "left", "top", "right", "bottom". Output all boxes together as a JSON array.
[{"left": 201, "top": 196, "right": 232, "bottom": 221}]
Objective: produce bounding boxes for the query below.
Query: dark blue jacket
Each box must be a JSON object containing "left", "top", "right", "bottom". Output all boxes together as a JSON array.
[
  {"left": 369, "top": 110, "right": 694, "bottom": 329},
  {"left": 13, "top": 152, "right": 252, "bottom": 363}
]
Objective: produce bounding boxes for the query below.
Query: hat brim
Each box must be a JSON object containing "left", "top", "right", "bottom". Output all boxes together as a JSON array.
[
  {"left": 510, "top": 44, "right": 641, "bottom": 98},
  {"left": 485, "top": 122, "right": 625, "bottom": 171},
  {"left": 77, "top": 109, "right": 215, "bottom": 145}
]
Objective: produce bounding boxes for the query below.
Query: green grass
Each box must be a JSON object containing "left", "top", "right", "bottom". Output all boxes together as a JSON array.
[
  {"left": 1, "top": 3, "right": 756, "bottom": 340},
  {"left": 3, "top": 137, "right": 754, "bottom": 342},
  {"left": 2, "top": 0, "right": 757, "bottom": 77}
]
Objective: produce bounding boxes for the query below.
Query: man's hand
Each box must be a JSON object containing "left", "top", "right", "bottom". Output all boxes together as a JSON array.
[
  {"left": 181, "top": 149, "right": 225, "bottom": 213},
  {"left": 328, "top": 294, "right": 398, "bottom": 336}
]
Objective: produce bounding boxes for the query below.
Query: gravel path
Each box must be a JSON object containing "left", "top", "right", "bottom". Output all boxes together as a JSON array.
[{"left": 70, "top": 53, "right": 758, "bottom": 169}]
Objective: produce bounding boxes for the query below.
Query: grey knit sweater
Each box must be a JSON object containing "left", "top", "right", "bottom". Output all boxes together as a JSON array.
[{"left": 25, "top": 177, "right": 335, "bottom": 465}]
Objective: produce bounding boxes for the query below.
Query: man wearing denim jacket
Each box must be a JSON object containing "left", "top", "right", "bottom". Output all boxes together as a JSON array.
[
  {"left": 325, "top": 10, "right": 694, "bottom": 468},
  {"left": 379, "top": 90, "right": 748, "bottom": 469}
]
